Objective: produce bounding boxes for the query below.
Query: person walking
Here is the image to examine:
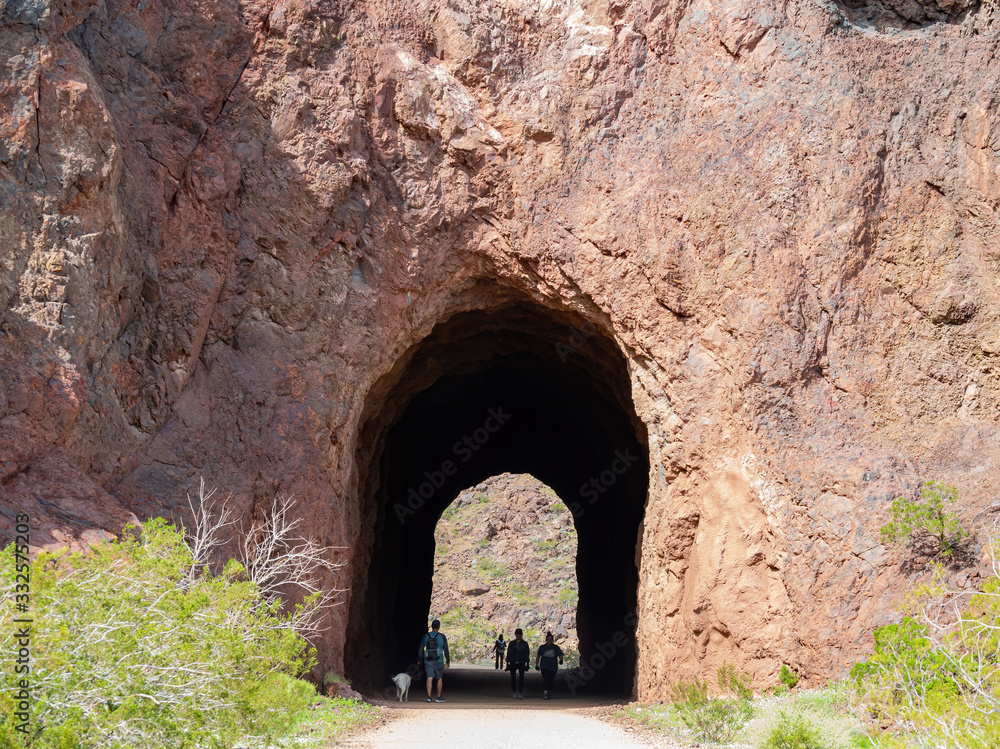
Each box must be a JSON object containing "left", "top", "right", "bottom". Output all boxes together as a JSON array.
[
  {"left": 535, "top": 632, "right": 564, "bottom": 700},
  {"left": 417, "top": 619, "right": 451, "bottom": 703},
  {"left": 505, "top": 628, "right": 531, "bottom": 699},
  {"left": 493, "top": 633, "right": 506, "bottom": 670}
]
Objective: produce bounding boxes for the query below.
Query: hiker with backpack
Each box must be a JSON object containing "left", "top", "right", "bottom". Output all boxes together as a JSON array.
[
  {"left": 493, "top": 633, "right": 506, "bottom": 670},
  {"left": 417, "top": 619, "right": 451, "bottom": 702},
  {"left": 505, "top": 628, "right": 531, "bottom": 699}
]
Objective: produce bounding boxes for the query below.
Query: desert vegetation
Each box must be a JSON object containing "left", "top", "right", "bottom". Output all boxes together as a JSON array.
[
  {"left": 849, "top": 539, "right": 1000, "bottom": 747},
  {"left": 618, "top": 672, "right": 866, "bottom": 748},
  {"left": 0, "top": 486, "right": 380, "bottom": 748},
  {"left": 880, "top": 481, "right": 973, "bottom": 561}
]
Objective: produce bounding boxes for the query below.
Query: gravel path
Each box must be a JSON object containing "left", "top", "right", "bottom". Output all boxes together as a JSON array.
[
  {"left": 334, "top": 664, "right": 669, "bottom": 748},
  {"left": 339, "top": 706, "right": 654, "bottom": 748}
]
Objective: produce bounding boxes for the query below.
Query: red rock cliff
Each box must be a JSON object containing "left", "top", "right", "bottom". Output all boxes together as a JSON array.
[{"left": 1, "top": 0, "right": 998, "bottom": 697}]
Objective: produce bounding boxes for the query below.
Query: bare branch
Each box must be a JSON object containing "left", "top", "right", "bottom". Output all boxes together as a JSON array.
[
  {"left": 182, "top": 477, "right": 237, "bottom": 581},
  {"left": 239, "top": 494, "right": 347, "bottom": 635}
]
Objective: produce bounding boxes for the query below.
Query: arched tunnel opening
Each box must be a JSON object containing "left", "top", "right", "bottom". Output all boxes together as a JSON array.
[
  {"left": 345, "top": 287, "right": 649, "bottom": 696},
  {"left": 428, "top": 472, "right": 582, "bottom": 667}
]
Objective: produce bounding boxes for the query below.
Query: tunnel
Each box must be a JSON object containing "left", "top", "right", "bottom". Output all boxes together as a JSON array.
[{"left": 345, "top": 285, "right": 649, "bottom": 696}]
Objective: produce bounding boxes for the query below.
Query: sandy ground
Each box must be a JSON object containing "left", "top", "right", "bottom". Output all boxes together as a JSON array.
[{"left": 335, "top": 664, "right": 665, "bottom": 748}]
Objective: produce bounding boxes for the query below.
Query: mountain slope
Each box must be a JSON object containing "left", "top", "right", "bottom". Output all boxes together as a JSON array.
[{"left": 430, "top": 473, "right": 580, "bottom": 664}]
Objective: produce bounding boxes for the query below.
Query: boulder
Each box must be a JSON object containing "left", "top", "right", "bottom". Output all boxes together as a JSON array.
[{"left": 457, "top": 578, "right": 491, "bottom": 596}]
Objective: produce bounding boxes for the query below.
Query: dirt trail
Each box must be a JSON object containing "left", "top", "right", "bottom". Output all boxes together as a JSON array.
[{"left": 342, "top": 664, "right": 666, "bottom": 748}]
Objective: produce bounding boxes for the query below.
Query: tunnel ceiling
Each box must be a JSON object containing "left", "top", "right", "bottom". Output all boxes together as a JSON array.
[{"left": 346, "top": 289, "right": 649, "bottom": 695}]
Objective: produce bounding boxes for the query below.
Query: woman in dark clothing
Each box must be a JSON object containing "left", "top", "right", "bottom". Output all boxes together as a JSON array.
[
  {"left": 506, "top": 628, "right": 531, "bottom": 699},
  {"left": 535, "top": 632, "right": 564, "bottom": 700}
]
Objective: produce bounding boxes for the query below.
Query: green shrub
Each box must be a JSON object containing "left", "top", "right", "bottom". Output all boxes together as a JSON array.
[
  {"left": 533, "top": 537, "right": 560, "bottom": 554},
  {"left": 507, "top": 582, "right": 533, "bottom": 605},
  {"left": 693, "top": 698, "right": 754, "bottom": 743},
  {"left": 0, "top": 518, "right": 318, "bottom": 748},
  {"left": 879, "top": 481, "right": 970, "bottom": 559},
  {"left": 670, "top": 675, "right": 710, "bottom": 708},
  {"left": 669, "top": 668, "right": 754, "bottom": 743},
  {"left": 718, "top": 661, "right": 754, "bottom": 701},
  {"left": 285, "top": 696, "right": 380, "bottom": 747},
  {"left": 850, "top": 549, "right": 1000, "bottom": 748},
  {"left": 556, "top": 583, "right": 577, "bottom": 607},
  {"left": 780, "top": 665, "right": 800, "bottom": 689},
  {"left": 762, "top": 712, "right": 823, "bottom": 749},
  {"left": 476, "top": 557, "right": 507, "bottom": 580},
  {"left": 618, "top": 702, "right": 684, "bottom": 733},
  {"left": 437, "top": 608, "right": 497, "bottom": 662}
]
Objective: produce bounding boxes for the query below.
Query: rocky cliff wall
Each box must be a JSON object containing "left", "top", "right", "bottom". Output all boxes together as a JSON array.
[{"left": 1, "top": 0, "right": 999, "bottom": 698}]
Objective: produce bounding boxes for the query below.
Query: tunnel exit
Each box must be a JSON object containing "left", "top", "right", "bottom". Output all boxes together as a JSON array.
[{"left": 428, "top": 474, "right": 581, "bottom": 670}]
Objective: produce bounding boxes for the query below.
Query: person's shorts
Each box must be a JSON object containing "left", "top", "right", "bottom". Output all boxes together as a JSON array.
[{"left": 424, "top": 659, "right": 445, "bottom": 679}]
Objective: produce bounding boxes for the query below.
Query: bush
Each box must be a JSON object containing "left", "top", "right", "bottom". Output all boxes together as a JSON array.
[
  {"left": 719, "top": 661, "right": 754, "bottom": 701},
  {"left": 688, "top": 698, "right": 754, "bottom": 743},
  {"left": 0, "top": 521, "right": 317, "bottom": 747},
  {"left": 437, "top": 608, "right": 498, "bottom": 662},
  {"left": 556, "top": 582, "right": 576, "bottom": 607},
  {"left": 879, "top": 481, "right": 970, "bottom": 559},
  {"left": 533, "top": 537, "right": 560, "bottom": 554},
  {"left": 780, "top": 665, "right": 800, "bottom": 689},
  {"left": 285, "top": 696, "right": 381, "bottom": 747},
  {"left": 475, "top": 557, "right": 507, "bottom": 580},
  {"left": 669, "top": 665, "right": 754, "bottom": 743},
  {"left": 0, "top": 487, "right": 344, "bottom": 748},
  {"left": 762, "top": 712, "right": 823, "bottom": 749},
  {"left": 322, "top": 671, "right": 350, "bottom": 686},
  {"left": 850, "top": 542, "right": 1000, "bottom": 748}
]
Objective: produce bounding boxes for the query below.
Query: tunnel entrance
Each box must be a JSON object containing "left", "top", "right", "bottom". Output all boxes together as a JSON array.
[{"left": 345, "top": 288, "right": 649, "bottom": 696}]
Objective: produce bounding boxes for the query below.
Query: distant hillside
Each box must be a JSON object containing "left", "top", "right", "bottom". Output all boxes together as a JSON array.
[{"left": 429, "top": 473, "right": 580, "bottom": 665}]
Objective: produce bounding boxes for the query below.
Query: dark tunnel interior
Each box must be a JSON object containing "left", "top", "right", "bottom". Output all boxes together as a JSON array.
[{"left": 345, "top": 293, "right": 649, "bottom": 696}]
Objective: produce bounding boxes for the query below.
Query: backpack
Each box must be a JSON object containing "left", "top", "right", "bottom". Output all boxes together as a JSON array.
[{"left": 425, "top": 632, "right": 441, "bottom": 662}]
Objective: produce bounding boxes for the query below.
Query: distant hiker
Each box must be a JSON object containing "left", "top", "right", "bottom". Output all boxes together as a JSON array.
[
  {"left": 506, "top": 628, "right": 531, "bottom": 699},
  {"left": 417, "top": 619, "right": 451, "bottom": 703},
  {"left": 535, "top": 632, "right": 564, "bottom": 700},
  {"left": 493, "top": 633, "right": 506, "bottom": 670}
]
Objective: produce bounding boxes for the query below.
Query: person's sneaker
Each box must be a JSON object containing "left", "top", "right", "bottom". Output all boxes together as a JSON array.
[
  {"left": 517, "top": 693, "right": 523, "bottom": 699},
  {"left": 426, "top": 697, "right": 432, "bottom": 702},
  {"left": 435, "top": 698, "right": 446, "bottom": 703},
  {"left": 512, "top": 692, "right": 518, "bottom": 699}
]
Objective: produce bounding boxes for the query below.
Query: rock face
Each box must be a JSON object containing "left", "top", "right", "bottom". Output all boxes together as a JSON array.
[{"left": 2, "top": 0, "right": 999, "bottom": 699}]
